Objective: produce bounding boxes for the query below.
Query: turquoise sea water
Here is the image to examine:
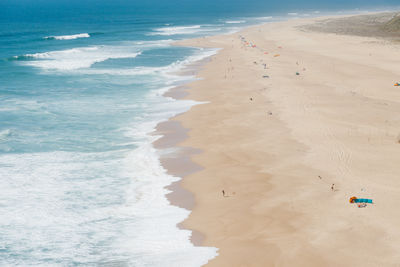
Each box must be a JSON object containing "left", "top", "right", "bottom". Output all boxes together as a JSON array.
[{"left": 0, "top": 1, "right": 399, "bottom": 266}]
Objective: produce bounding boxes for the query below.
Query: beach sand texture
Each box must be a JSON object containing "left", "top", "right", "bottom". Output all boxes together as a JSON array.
[{"left": 161, "top": 13, "right": 400, "bottom": 266}]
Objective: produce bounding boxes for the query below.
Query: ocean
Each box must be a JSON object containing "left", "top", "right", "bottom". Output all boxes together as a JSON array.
[{"left": 0, "top": 0, "right": 398, "bottom": 266}]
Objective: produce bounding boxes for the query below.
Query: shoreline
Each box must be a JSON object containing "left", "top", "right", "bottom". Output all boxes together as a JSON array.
[
  {"left": 154, "top": 119, "right": 205, "bottom": 246},
  {"left": 152, "top": 57, "right": 214, "bottom": 247},
  {"left": 155, "top": 11, "right": 400, "bottom": 266}
]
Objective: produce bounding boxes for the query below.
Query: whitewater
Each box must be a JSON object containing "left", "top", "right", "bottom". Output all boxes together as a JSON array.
[
  {"left": 1, "top": 34, "right": 220, "bottom": 265},
  {"left": 44, "top": 33, "right": 91, "bottom": 40}
]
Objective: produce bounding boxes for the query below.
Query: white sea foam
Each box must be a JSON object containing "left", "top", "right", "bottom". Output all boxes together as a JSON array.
[
  {"left": 148, "top": 25, "right": 221, "bottom": 36},
  {"left": 0, "top": 78, "right": 218, "bottom": 265},
  {"left": 125, "top": 39, "right": 174, "bottom": 47},
  {"left": 225, "top": 20, "right": 246, "bottom": 24},
  {"left": 222, "top": 27, "right": 242, "bottom": 35},
  {"left": 115, "top": 88, "right": 217, "bottom": 266},
  {"left": 5, "top": 36, "right": 220, "bottom": 266},
  {"left": 20, "top": 46, "right": 141, "bottom": 70},
  {"left": 288, "top": 12, "right": 299, "bottom": 16},
  {"left": 150, "top": 25, "right": 201, "bottom": 35},
  {"left": 0, "top": 129, "right": 12, "bottom": 142},
  {"left": 0, "top": 73, "right": 218, "bottom": 266},
  {"left": 77, "top": 48, "right": 219, "bottom": 78},
  {"left": 254, "top": 16, "right": 273, "bottom": 20},
  {"left": 114, "top": 52, "right": 218, "bottom": 265},
  {"left": 0, "top": 149, "right": 216, "bottom": 266},
  {"left": 17, "top": 40, "right": 176, "bottom": 72},
  {"left": 44, "top": 33, "right": 90, "bottom": 40}
]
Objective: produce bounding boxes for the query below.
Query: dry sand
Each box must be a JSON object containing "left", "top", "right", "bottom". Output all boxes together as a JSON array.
[{"left": 157, "top": 12, "right": 400, "bottom": 266}]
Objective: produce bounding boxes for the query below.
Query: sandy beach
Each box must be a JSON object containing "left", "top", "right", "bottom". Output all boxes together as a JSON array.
[{"left": 156, "top": 12, "right": 400, "bottom": 266}]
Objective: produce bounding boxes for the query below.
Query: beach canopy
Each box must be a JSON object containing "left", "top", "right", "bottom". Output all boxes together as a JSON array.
[
  {"left": 354, "top": 198, "right": 373, "bottom": 203},
  {"left": 354, "top": 198, "right": 372, "bottom": 204},
  {"left": 349, "top": 197, "right": 373, "bottom": 204}
]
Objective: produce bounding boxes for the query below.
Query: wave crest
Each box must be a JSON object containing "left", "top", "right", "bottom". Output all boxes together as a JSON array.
[
  {"left": 44, "top": 33, "right": 90, "bottom": 40},
  {"left": 148, "top": 25, "right": 221, "bottom": 36},
  {"left": 225, "top": 20, "right": 246, "bottom": 24},
  {"left": 0, "top": 129, "right": 12, "bottom": 142},
  {"left": 77, "top": 48, "right": 219, "bottom": 78},
  {"left": 16, "top": 46, "right": 141, "bottom": 71}
]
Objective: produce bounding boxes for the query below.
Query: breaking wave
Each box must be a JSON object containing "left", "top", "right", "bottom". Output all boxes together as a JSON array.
[
  {"left": 225, "top": 20, "right": 246, "bottom": 24},
  {"left": 44, "top": 33, "right": 90, "bottom": 40},
  {"left": 148, "top": 25, "right": 221, "bottom": 36},
  {"left": 14, "top": 46, "right": 141, "bottom": 70}
]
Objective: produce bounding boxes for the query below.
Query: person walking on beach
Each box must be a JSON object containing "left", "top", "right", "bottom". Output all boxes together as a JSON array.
[
  {"left": 222, "top": 190, "right": 225, "bottom": 197},
  {"left": 331, "top": 184, "right": 335, "bottom": 191}
]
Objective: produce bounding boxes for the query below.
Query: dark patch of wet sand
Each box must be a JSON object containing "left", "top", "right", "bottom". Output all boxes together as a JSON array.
[{"left": 153, "top": 119, "right": 205, "bottom": 246}]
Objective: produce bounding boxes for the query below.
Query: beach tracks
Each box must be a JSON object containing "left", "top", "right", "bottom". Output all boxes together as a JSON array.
[{"left": 174, "top": 15, "right": 400, "bottom": 266}]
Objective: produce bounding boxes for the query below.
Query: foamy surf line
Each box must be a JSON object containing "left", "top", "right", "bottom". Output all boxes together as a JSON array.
[
  {"left": 114, "top": 83, "right": 218, "bottom": 266},
  {"left": 148, "top": 25, "right": 223, "bottom": 36},
  {"left": 44, "top": 33, "right": 90, "bottom": 40},
  {"left": 225, "top": 20, "right": 246, "bottom": 24},
  {"left": 146, "top": 47, "right": 219, "bottom": 262},
  {"left": 15, "top": 46, "right": 142, "bottom": 70},
  {"left": 79, "top": 48, "right": 219, "bottom": 78},
  {"left": 2, "top": 45, "right": 219, "bottom": 266},
  {"left": 13, "top": 40, "right": 177, "bottom": 72}
]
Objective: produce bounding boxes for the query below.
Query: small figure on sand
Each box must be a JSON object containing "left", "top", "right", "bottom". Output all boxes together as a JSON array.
[
  {"left": 222, "top": 190, "right": 225, "bottom": 197},
  {"left": 331, "top": 183, "right": 335, "bottom": 191}
]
